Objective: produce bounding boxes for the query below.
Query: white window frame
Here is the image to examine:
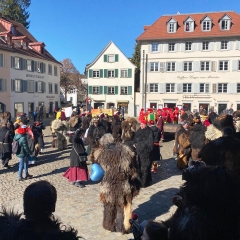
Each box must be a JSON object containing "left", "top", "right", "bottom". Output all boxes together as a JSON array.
[
  {"left": 15, "top": 57, "right": 20, "bottom": 69},
  {"left": 168, "top": 23, "right": 176, "bottom": 33},
  {"left": 166, "top": 83, "right": 175, "bottom": 93},
  {"left": 93, "top": 70, "right": 100, "bottom": 78},
  {"left": 37, "top": 62, "right": 42, "bottom": 73},
  {"left": 93, "top": 86, "right": 99, "bottom": 94},
  {"left": 0, "top": 53, "right": 6, "bottom": 67},
  {"left": 202, "top": 21, "right": 211, "bottom": 31},
  {"left": 218, "top": 83, "right": 227, "bottom": 93},
  {"left": 151, "top": 43, "right": 158, "bottom": 52},
  {"left": 166, "top": 62, "right": 176, "bottom": 72},
  {"left": 183, "top": 62, "right": 193, "bottom": 72},
  {"left": 49, "top": 83, "right": 53, "bottom": 94},
  {"left": 202, "top": 41, "right": 209, "bottom": 51},
  {"left": 149, "top": 83, "right": 158, "bottom": 93},
  {"left": 185, "top": 21, "right": 194, "bottom": 32},
  {"left": 15, "top": 79, "right": 21, "bottom": 92},
  {"left": 219, "top": 60, "right": 229, "bottom": 71},
  {"left": 38, "top": 81, "right": 43, "bottom": 93},
  {"left": 48, "top": 64, "right": 52, "bottom": 75},
  {"left": 27, "top": 59, "right": 32, "bottom": 71},
  {"left": 120, "top": 86, "right": 128, "bottom": 94},
  {"left": 200, "top": 61, "right": 210, "bottom": 71},
  {"left": 107, "top": 86, "right": 115, "bottom": 94},
  {"left": 221, "top": 41, "right": 228, "bottom": 50},
  {"left": 183, "top": 83, "right": 192, "bottom": 93},
  {"left": 185, "top": 42, "right": 192, "bottom": 51},
  {"left": 168, "top": 43, "right": 175, "bottom": 52},
  {"left": 200, "top": 83, "right": 210, "bottom": 93},
  {"left": 54, "top": 84, "right": 58, "bottom": 94},
  {"left": 221, "top": 20, "right": 230, "bottom": 30},
  {"left": 150, "top": 62, "right": 159, "bottom": 72},
  {"left": 120, "top": 69, "right": 128, "bottom": 78},
  {"left": 27, "top": 80, "right": 35, "bottom": 93},
  {"left": 54, "top": 66, "right": 58, "bottom": 76},
  {"left": 107, "top": 70, "right": 114, "bottom": 78},
  {"left": 107, "top": 55, "right": 115, "bottom": 63}
]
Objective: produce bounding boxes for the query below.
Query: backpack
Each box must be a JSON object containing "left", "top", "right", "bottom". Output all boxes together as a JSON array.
[{"left": 12, "top": 140, "right": 20, "bottom": 154}]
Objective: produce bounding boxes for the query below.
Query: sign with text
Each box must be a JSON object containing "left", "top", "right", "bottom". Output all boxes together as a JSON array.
[
  {"left": 91, "top": 108, "right": 114, "bottom": 117},
  {"left": 177, "top": 75, "right": 219, "bottom": 80},
  {"left": 26, "top": 74, "right": 44, "bottom": 79}
]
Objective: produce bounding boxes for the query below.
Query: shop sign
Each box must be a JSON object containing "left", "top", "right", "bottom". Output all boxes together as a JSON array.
[
  {"left": 46, "top": 96, "right": 55, "bottom": 99},
  {"left": 177, "top": 75, "right": 219, "bottom": 80},
  {"left": 26, "top": 74, "right": 44, "bottom": 79},
  {"left": 183, "top": 95, "right": 212, "bottom": 99}
]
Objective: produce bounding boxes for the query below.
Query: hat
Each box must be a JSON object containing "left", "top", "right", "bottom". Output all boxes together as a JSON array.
[
  {"left": 20, "top": 116, "right": 28, "bottom": 125},
  {"left": 140, "top": 120, "right": 147, "bottom": 125},
  {"left": 149, "top": 120, "right": 155, "bottom": 125}
]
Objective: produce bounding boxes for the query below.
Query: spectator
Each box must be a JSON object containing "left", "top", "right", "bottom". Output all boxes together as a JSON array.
[
  {"left": 38, "top": 104, "right": 44, "bottom": 121},
  {"left": 141, "top": 221, "right": 168, "bottom": 240}
]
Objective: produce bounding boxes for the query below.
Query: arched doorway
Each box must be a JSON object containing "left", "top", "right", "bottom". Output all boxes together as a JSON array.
[{"left": 0, "top": 102, "right": 6, "bottom": 113}]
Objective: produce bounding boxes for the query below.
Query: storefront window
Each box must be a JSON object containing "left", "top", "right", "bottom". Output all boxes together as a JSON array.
[
  {"left": 150, "top": 103, "right": 157, "bottom": 109},
  {"left": 183, "top": 103, "right": 191, "bottom": 112},
  {"left": 14, "top": 103, "right": 24, "bottom": 117},
  {"left": 164, "top": 103, "right": 176, "bottom": 109}
]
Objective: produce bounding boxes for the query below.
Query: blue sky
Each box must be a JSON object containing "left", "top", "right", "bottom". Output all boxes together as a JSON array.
[{"left": 28, "top": 0, "right": 240, "bottom": 74}]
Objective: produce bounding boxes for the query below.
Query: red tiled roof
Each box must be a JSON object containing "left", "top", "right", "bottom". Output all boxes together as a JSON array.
[
  {"left": 136, "top": 11, "right": 240, "bottom": 41},
  {"left": 0, "top": 31, "right": 11, "bottom": 36},
  {"left": 12, "top": 36, "right": 28, "bottom": 40},
  {"left": 29, "top": 42, "right": 45, "bottom": 46}
]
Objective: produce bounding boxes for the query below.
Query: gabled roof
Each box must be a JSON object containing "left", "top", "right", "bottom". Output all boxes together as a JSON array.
[
  {"left": 137, "top": 11, "right": 240, "bottom": 41},
  {"left": 219, "top": 13, "right": 232, "bottom": 21},
  {"left": 184, "top": 16, "right": 195, "bottom": 23},
  {"left": 166, "top": 17, "right": 177, "bottom": 24},
  {"left": 86, "top": 41, "right": 136, "bottom": 69},
  {"left": 200, "top": 15, "right": 212, "bottom": 22}
]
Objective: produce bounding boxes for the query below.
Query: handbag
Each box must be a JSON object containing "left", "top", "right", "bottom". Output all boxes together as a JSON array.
[
  {"left": 73, "top": 145, "right": 87, "bottom": 163},
  {"left": 0, "top": 130, "right": 9, "bottom": 154}
]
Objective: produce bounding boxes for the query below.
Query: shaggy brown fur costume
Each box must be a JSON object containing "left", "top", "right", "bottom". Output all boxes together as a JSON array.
[
  {"left": 121, "top": 117, "right": 138, "bottom": 143},
  {"left": 94, "top": 134, "right": 140, "bottom": 233}
]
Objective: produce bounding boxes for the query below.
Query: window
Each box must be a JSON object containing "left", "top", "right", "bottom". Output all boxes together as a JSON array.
[
  {"left": 201, "top": 61, "right": 210, "bottom": 71},
  {"left": 183, "top": 83, "right": 192, "bottom": 92},
  {"left": 38, "top": 82, "right": 43, "bottom": 93},
  {"left": 166, "top": 62, "right": 175, "bottom": 72},
  {"left": 93, "top": 86, "right": 99, "bottom": 94},
  {"left": 166, "top": 83, "right": 175, "bottom": 92},
  {"left": 200, "top": 83, "right": 210, "bottom": 93},
  {"left": 149, "top": 84, "right": 158, "bottom": 92},
  {"left": 48, "top": 64, "right": 52, "bottom": 75},
  {"left": 168, "top": 43, "right": 175, "bottom": 52},
  {"left": 202, "top": 41, "right": 209, "bottom": 50},
  {"left": 27, "top": 80, "right": 34, "bottom": 93},
  {"left": 108, "top": 70, "right": 114, "bottom": 78},
  {"left": 185, "top": 42, "right": 192, "bottom": 51},
  {"left": 221, "top": 41, "right": 228, "bottom": 50},
  {"left": 120, "top": 86, "right": 127, "bottom": 94},
  {"left": 150, "top": 62, "right": 159, "bottom": 72},
  {"left": 168, "top": 23, "right": 176, "bottom": 33},
  {"left": 93, "top": 70, "right": 100, "bottom": 78},
  {"left": 15, "top": 57, "right": 21, "bottom": 69},
  {"left": 54, "top": 84, "right": 58, "bottom": 94},
  {"left": 237, "top": 83, "right": 240, "bottom": 93},
  {"left": 221, "top": 20, "right": 230, "bottom": 30},
  {"left": 15, "top": 80, "right": 21, "bottom": 92},
  {"left": 108, "top": 87, "right": 114, "bottom": 94},
  {"left": 49, "top": 83, "right": 53, "bottom": 93},
  {"left": 27, "top": 60, "right": 32, "bottom": 71},
  {"left": 183, "top": 62, "right": 193, "bottom": 72},
  {"left": 219, "top": 61, "right": 229, "bottom": 71},
  {"left": 202, "top": 21, "right": 211, "bottom": 31},
  {"left": 218, "top": 83, "right": 227, "bottom": 93},
  {"left": 37, "top": 62, "right": 42, "bottom": 73},
  {"left": 185, "top": 21, "right": 194, "bottom": 32},
  {"left": 108, "top": 55, "right": 114, "bottom": 63},
  {"left": 152, "top": 43, "right": 158, "bottom": 52},
  {"left": 121, "top": 69, "right": 128, "bottom": 78},
  {"left": 54, "top": 66, "right": 58, "bottom": 76},
  {"left": 0, "top": 53, "right": 6, "bottom": 67}
]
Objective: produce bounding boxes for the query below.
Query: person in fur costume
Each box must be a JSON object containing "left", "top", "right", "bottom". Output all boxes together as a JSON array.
[
  {"left": 68, "top": 112, "right": 81, "bottom": 143},
  {"left": 133, "top": 120, "right": 154, "bottom": 188},
  {"left": 111, "top": 115, "right": 122, "bottom": 142},
  {"left": 164, "top": 166, "right": 240, "bottom": 240},
  {"left": 121, "top": 117, "right": 138, "bottom": 143},
  {"left": 81, "top": 116, "right": 90, "bottom": 132},
  {"left": 94, "top": 134, "right": 141, "bottom": 234},
  {"left": 0, "top": 180, "right": 81, "bottom": 239},
  {"left": 50, "top": 119, "right": 69, "bottom": 150},
  {"left": 189, "top": 124, "right": 206, "bottom": 161}
]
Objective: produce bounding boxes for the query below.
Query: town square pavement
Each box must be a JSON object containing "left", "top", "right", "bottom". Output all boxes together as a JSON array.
[{"left": 0, "top": 121, "right": 183, "bottom": 240}]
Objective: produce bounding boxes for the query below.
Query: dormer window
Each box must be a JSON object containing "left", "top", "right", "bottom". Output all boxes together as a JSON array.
[
  {"left": 201, "top": 16, "right": 212, "bottom": 31},
  {"left": 167, "top": 18, "right": 177, "bottom": 33},
  {"left": 11, "top": 26, "right": 16, "bottom": 35},
  {"left": 184, "top": 17, "right": 194, "bottom": 32},
  {"left": 220, "top": 14, "right": 231, "bottom": 30}
]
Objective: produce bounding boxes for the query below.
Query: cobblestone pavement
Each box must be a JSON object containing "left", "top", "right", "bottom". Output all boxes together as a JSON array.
[{"left": 0, "top": 121, "right": 183, "bottom": 240}]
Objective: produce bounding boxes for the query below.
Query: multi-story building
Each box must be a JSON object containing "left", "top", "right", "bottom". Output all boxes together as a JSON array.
[
  {"left": 0, "top": 14, "right": 61, "bottom": 118},
  {"left": 136, "top": 11, "right": 240, "bottom": 114},
  {"left": 86, "top": 41, "right": 136, "bottom": 116}
]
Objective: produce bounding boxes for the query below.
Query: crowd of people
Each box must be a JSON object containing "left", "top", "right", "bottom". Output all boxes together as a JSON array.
[{"left": 1, "top": 106, "right": 240, "bottom": 239}]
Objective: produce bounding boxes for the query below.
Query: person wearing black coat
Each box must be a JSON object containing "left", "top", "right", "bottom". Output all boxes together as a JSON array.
[
  {"left": 32, "top": 121, "right": 45, "bottom": 153},
  {"left": 133, "top": 120, "right": 154, "bottom": 188},
  {"left": 63, "top": 128, "right": 89, "bottom": 188},
  {"left": 0, "top": 120, "right": 14, "bottom": 168},
  {"left": 149, "top": 120, "right": 161, "bottom": 164}
]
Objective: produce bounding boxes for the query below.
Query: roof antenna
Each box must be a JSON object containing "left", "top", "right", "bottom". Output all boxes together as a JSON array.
[{"left": 177, "top": 11, "right": 180, "bottom": 15}]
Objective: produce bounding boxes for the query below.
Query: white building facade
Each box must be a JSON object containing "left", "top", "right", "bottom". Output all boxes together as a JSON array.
[
  {"left": 136, "top": 11, "right": 240, "bottom": 115},
  {"left": 86, "top": 41, "right": 136, "bottom": 116},
  {"left": 0, "top": 16, "right": 61, "bottom": 117}
]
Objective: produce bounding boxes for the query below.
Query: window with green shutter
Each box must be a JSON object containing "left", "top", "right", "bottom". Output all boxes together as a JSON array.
[
  {"left": 128, "top": 69, "right": 132, "bottom": 78},
  {"left": 100, "top": 69, "right": 103, "bottom": 78},
  {"left": 99, "top": 86, "right": 103, "bottom": 94},
  {"left": 104, "top": 55, "right": 107, "bottom": 62},
  {"left": 104, "top": 86, "right": 107, "bottom": 94},
  {"left": 115, "top": 54, "right": 119, "bottom": 62},
  {"left": 128, "top": 86, "right": 132, "bottom": 95},
  {"left": 115, "top": 69, "right": 118, "bottom": 78},
  {"left": 115, "top": 86, "right": 118, "bottom": 95},
  {"left": 88, "top": 86, "right": 92, "bottom": 94},
  {"left": 104, "top": 69, "right": 107, "bottom": 78},
  {"left": 89, "top": 70, "right": 93, "bottom": 78}
]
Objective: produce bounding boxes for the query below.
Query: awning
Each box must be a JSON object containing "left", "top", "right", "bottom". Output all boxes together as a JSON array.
[{"left": 116, "top": 100, "right": 129, "bottom": 103}]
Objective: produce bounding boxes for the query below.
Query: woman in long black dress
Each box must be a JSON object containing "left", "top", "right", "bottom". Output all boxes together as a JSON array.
[{"left": 63, "top": 128, "right": 89, "bottom": 188}]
